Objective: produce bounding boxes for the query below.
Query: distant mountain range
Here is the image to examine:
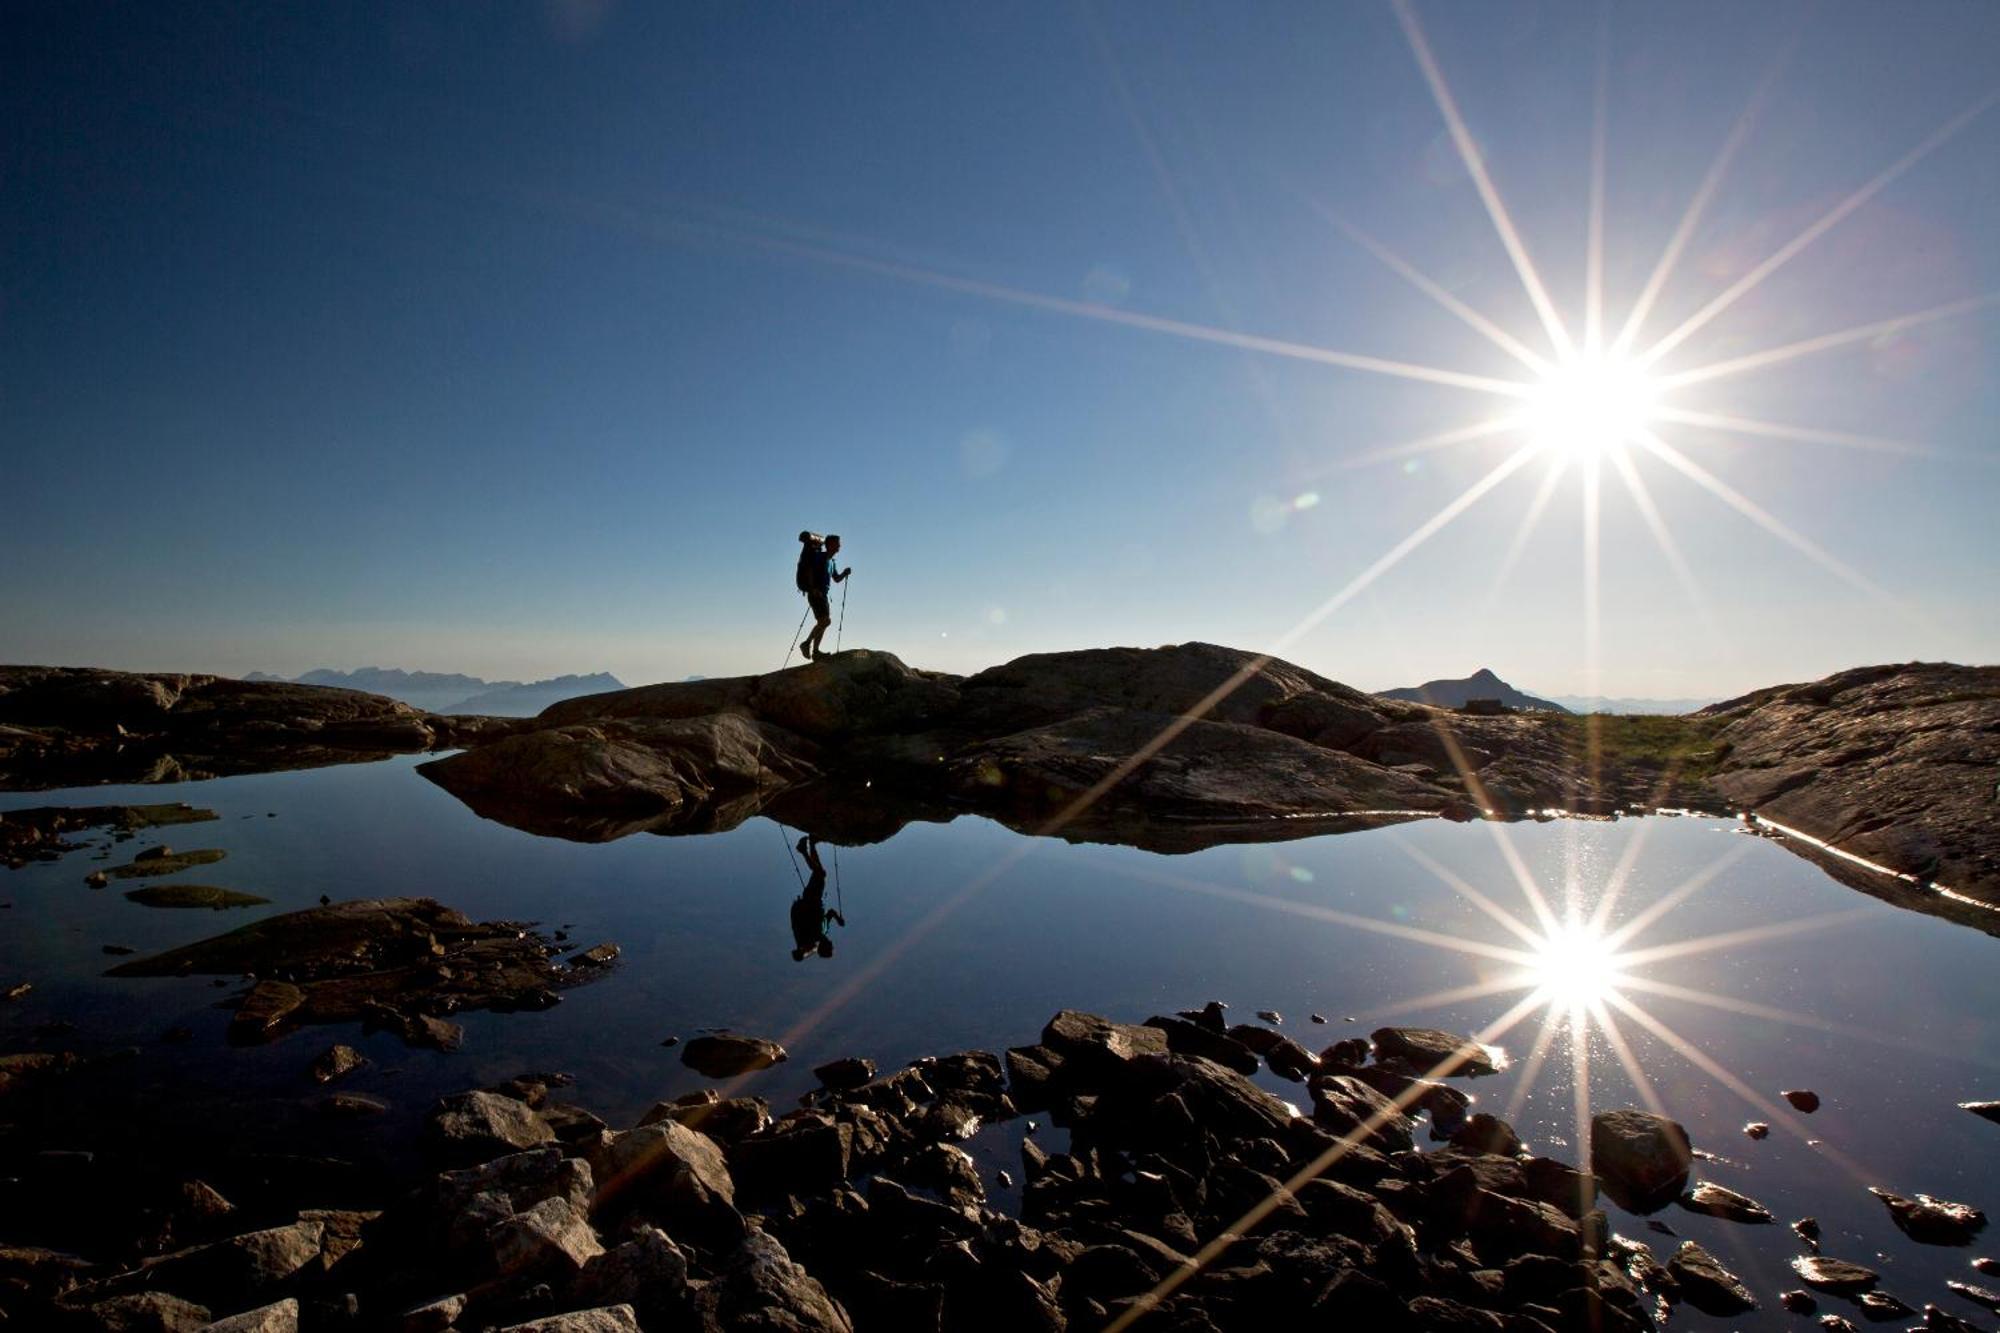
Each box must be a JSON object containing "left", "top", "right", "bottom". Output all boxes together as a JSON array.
[
  {"left": 1543, "top": 694, "right": 1717, "bottom": 715},
  {"left": 1377, "top": 668, "right": 1569, "bottom": 713},
  {"left": 242, "top": 667, "right": 624, "bottom": 716}
]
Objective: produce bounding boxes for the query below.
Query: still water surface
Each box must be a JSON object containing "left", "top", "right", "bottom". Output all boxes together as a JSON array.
[{"left": 3, "top": 754, "right": 1996, "bottom": 1326}]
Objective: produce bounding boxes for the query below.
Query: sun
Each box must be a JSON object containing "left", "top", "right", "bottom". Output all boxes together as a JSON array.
[
  {"left": 1523, "top": 349, "right": 1661, "bottom": 463},
  {"left": 1524, "top": 917, "right": 1629, "bottom": 1014}
]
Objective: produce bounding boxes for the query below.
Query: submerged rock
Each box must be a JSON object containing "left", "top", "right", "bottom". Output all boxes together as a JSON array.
[
  {"left": 681, "top": 1033, "right": 788, "bottom": 1077},
  {"left": 123, "top": 884, "right": 269, "bottom": 910},
  {"left": 1590, "top": 1110, "right": 1693, "bottom": 1214},
  {"left": 108, "top": 847, "right": 227, "bottom": 879}
]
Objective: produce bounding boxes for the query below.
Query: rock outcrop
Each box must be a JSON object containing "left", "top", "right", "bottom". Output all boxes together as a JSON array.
[{"left": 0, "top": 666, "right": 520, "bottom": 789}]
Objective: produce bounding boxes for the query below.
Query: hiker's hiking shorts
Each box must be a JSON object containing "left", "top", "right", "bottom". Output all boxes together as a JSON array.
[{"left": 807, "top": 590, "right": 831, "bottom": 621}]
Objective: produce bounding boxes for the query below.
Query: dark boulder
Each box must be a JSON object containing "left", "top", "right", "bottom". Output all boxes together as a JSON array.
[{"left": 1589, "top": 1110, "right": 1692, "bottom": 1214}]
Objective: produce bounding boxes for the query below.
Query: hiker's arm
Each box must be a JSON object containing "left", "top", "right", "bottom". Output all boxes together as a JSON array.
[{"left": 833, "top": 565, "right": 850, "bottom": 582}]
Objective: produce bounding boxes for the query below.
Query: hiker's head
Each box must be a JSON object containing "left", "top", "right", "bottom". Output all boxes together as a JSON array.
[{"left": 825, "top": 534, "right": 841, "bottom": 554}]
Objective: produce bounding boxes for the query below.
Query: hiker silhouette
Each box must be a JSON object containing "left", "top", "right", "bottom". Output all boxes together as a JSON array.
[
  {"left": 795, "top": 532, "right": 851, "bottom": 661},
  {"left": 790, "top": 835, "right": 845, "bottom": 960}
]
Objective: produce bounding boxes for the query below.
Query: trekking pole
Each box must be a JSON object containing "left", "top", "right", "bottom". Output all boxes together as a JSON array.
[
  {"left": 835, "top": 575, "right": 850, "bottom": 654},
  {"left": 780, "top": 603, "right": 811, "bottom": 672}
]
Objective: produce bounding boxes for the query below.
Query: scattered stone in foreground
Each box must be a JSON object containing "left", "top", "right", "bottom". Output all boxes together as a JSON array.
[
  {"left": 1924, "top": 1302, "right": 1987, "bottom": 1333},
  {"left": 494, "top": 1305, "right": 640, "bottom": 1332},
  {"left": 1678, "top": 1180, "right": 1775, "bottom": 1224},
  {"left": 1744, "top": 1120, "right": 1770, "bottom": 1139},
  {"left": 1781, "top": 1287, "right": 1818, "bottom": 1313},
  {"left": 1963, "top": 1101, "right": 2000, "bottom": 1125},
  {"left": 1791, "top": 1254, "right": 1880, "bottom": 1293},
  {"left": 1854, "top": 1289, "right": 1914, "bottom": 1321},
  {"left": 1819, "top": 1316, "right": 1860, "bottom": 1333},
  {"left": 1869, "top": 1187, "right": 1989, "bottom": 1245},
  {"left": 1668, "top": 1239, "right": 1758, "bottom": 1315},
  {"left": 1975, "top": 1256, "right": 2000, "bottom": 1276},
  {"left": 1948, "top": 1280, "right": 2000, "bottom": 1313},
  {"left": 1591, "top": 1109, "right": 1694, "bottom": 1214},
  {"left": 680, "top": 1033, "right": 787, "bottom": 1077},
  {"left": 309, "top": 1044, "right": 366, "bottom": 1084},
  {"left": 123, "top": 884, "right": 270, "bottom": 910},
  {"left": 1783, "top": 1087, "right": 1822, "bottom": 1113},
  {"left": 1795, "top": 1215, "right": 1823, "bottom": 1247},
  {"left": 1369, "top": 1026, "right": 1504, "bottom": 1076},
  {"left": 0, "top": 802, "right": 217, "bottom": 868},
  {"left": 1255, "top": 1009, "right": 1282, "bottom": 1024},
  {"left": 1, "top": 982, "right": 28, "bottom": 1002}
]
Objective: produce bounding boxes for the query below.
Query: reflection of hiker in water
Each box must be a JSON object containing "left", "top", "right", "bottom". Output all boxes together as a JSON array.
[
  {"left": 790, "top": 835, "right": 845, "bottom": 960},
  {"left": 795, "top": 532, "right": 851, "bottom": 662}
]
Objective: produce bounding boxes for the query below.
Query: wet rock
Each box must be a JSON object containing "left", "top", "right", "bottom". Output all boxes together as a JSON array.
[
  {"left": 85, "top": 870, "right": 109, "bottom": 889},
  {"left": 363, "top": 1004, "right": 465, "bottom": 1051},
  {"left": 1040, "top": 1010, "right": 1170, "bottom": 1084},
  {"left": 1947, "top": 1280, "right": 2000, "bottom": 1313},
  {"left": 1143, "top": 1016, "right": 1260, "bottom": 1075},
  {"left": 1925, "top": 1303, "right": 1986, "bottom": 1333},
  {"left": 1256, "top": 1010, "right": 1283, "bottom": 1024},
  {"left": 1869, "top": 1187, "right": 1988, "bottom": 1245},
  {"left": 494, "top": 1308, "right": 641, "bottom": 1333},
  {"left": 1791, "top": 1254, "right": 1880, "bottom": 1293},
  {"left": 1975, "top": 1256, "right": 2000, "bottom": 1276},
  {"left": 569, "top": 943, "right": 619, "bottom": 967},
  {"left": 1961, "top": 1101, "right": 2000, "bottom": 1125},
  {"left": 1782, "top": 1288, "right": 1819, "bottom": 1313},
  {"left": 2, "top": 981, "right": 30, "bottom": 1001},
  {"left": 1449, "top": 1113, "right": 1522, "bottom": 1157},
  {"left": 309, "top": 1044, "right": 366, "bottom": 1084},
  {"left": 1795, "top": 1215, "right": 1823, "bottom": 1246},
  {"left": 1227, "top": 1023, "right": 1284, "bottom": 1055},
  {"left": 692, "top": 1230, "right": 851, "bottom": 1333},
  {"left": 1307, "top": 1074, "right": 1416, "bottom": 1153},
  {"left": 1264, "top": 1036, "right": 1320, "bottom": 1082},
  {"left": 426, "top": 1090, "right": 558, "bottom": 1164},
  {"left": 1369, "top": 1027, "right": 1503, "bottom": 1077},
  {"left": 813, "top": 1057, "right": 876, "bottom": 1090},
  {"left": 1744, "top": 1120, "right": 1771, "bottom": 1139},
  {"left": 1854, "top": 1290, "right": 1913, "bottom": 1321},
  {"left": 1590, "top": 1109, "right": 1693, "bottom": 1214},
  {"left": 322, "top": 1091, "right": 389, "bottom": 1117},
  {"left": 198, "top": 1298, "right": 300, "bottom": 1332},
  {"left": 1668, "top": 1239, "right": 1757, "bottom": 1315},
  {"left": 1177, "top": 1000, "right": 1228, "bottom": 1033},
  {"left": 681, "top": 1032, "right": 788, "bottom": 1077},
  {"left": 124, "top": 884, "right": 270, "bottom": 909},
  {"left": 1678, "top": 1180, "right": 1775, "bottom": 1224},
  {"left": 83, "top": 1291, "right": 213, "bottom": 1331},
  {"left": 1784, "top": 1088, "right": 1822, "bottom": 1113},
  {"left": 1820, "top": 1317, "right": 1860, "bottom": 1333},
  {"left": 230, "top": 981, "right": 305, "bottom": 1043}
]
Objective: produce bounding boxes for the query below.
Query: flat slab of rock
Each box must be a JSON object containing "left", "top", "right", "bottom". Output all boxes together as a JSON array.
[
  {"left": 199, "top": 1297, "right": 300, "bottom": 1332},
  {"left": 1678, "top": 1181, "right": 1775, "bottom": 1224},
  {"left": 1591, "top": 1109, "right": 1693, "bottom": 1214},
  {"left": 1870, "top": 1187, "right": 1988, "bottom": 1245},
  {"left": 1669, "top": 1240, "right": 1758, "bottom": 1315},
  {"left": 1791, "top": 1254, "right": 1879, "bottom": 1293},
  {"left": 1370, "top": 1027, "right": 1505, "bottom": 1077},
  {"left": 124, "top": 884, "right": 269, "bottom": 910},
  {"left": 1962, "top": 1101, "right": 2000, "bottom": 1125},
  {"left": 494, "top": 1306, "right": 641, "bottom": 1333},
  {"left": 681, "top": 1033, "right": 788, "bottom": 1077}
]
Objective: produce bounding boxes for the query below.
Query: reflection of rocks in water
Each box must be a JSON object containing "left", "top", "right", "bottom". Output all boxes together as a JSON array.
[
  {"left": 122, "top": 884, "right": 270, "bottom": 910},
  {"left": 104, "top": 898, "right": 601, "bottom": 1047}
]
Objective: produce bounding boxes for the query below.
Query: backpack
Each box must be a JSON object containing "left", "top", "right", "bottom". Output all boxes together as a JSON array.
[{"left": 795, "top": 532, "right": 823, "bottom": 594}]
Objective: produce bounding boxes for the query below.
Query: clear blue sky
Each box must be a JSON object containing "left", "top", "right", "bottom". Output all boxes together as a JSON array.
[{"left": 5, "top": 1, "right": 1996, "bottom": 698}]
